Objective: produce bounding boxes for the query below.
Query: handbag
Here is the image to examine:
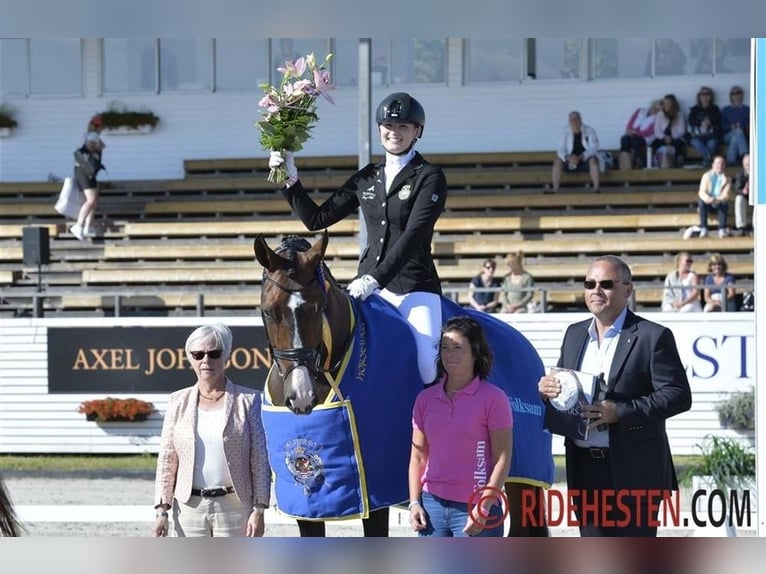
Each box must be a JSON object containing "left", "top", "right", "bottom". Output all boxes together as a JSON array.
[{"left": 54, "top": 177, "right": 84, "bottom": 220}]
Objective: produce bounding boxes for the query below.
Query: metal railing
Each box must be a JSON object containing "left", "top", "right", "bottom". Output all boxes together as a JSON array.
[{"left": 1, "top": 281, "right": 755, "bottom": 318}]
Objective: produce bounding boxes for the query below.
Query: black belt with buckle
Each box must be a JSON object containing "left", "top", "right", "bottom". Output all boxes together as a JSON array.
[
  {"left": 191, "top": 486, "right": 235, "bottom": 498},
  {"left": 587, "top": 447, "right": 609, "bottom": 459}
]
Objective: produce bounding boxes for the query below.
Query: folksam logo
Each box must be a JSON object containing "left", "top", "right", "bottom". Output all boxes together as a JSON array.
[{"left": 510, "top": 396, "right": 543, "bottom": 417}]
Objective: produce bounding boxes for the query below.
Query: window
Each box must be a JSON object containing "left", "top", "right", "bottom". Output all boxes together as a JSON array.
[
  {"left": 716, "top": 38, "right": 750, "bottom": 74},
  {"left": 29, "top": 39, "right": 82, "bottom": 95},
  {"left": 389, "top": 39, "right": 446, "bottom": 84},
  {"left": 214, "top": 39, "right": 270, "bottom": 91},
  {"left": 160, "top": 39, "right": 213, "bottom": 91},
  {"left": 465, "top": 39, "right": 522, "bottom": 83},
  {"left": 649, "top": 38, "right": 750, "bottom": 76},
  {"left": 0, "top": 39, "right": 28, "bottom": 96},
  {"left": 332, "top": 38, "right": 365, "bottom": 87},
  {"left": 531, "top": 39, "right": 581, "bottom": 80},
  {"left": 103, "top": 38, "right": 158, "bottom": 93},
  {"left": 592, "top": 38, "right": 652, "bottom": 79}
]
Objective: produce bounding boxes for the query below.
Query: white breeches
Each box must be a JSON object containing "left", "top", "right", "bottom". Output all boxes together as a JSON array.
[{"left": 377, "top": 289, "right": 442, "bottom": 384}]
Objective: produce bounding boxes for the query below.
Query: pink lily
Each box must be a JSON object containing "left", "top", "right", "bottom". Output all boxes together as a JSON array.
[
  {"left": 258, "top": 94, "right": 281, "bottom": 113},
  {"left": 313, "top": 69, "right": 336, "bottom": 104},
  {"left": 279, "top": 57, "right": 307, "bottom": 79}
]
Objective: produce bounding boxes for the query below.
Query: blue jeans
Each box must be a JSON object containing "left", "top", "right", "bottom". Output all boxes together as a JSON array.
[
  {"left": 418, "top": 491, "right": 504, "bottom": 537},
  {"left": 698, "top": 199, "right": 729, "bottom": 230},
  {"left": 689, "top": 136, "right": 718, "bottom": 164},
  {"left": 723, "top": 129, "right": 748, "bottom": 165}
]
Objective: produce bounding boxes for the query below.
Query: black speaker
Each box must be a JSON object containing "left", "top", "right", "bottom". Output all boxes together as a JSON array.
[{"left": 22, "top": 226, "right": 50, "bottom": 266}]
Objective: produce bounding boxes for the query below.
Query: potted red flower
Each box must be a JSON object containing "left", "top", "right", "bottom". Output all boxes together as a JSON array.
[{"left": 78, "top": 397, "right": 154, "bottom": 422}]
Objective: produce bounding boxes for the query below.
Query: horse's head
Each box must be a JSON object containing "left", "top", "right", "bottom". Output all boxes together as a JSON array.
[{"left": 254, "top": 231, "right": 333, "bottom": 414}]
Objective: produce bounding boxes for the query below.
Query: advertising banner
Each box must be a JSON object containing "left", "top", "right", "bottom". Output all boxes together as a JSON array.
[{"left": 47, "top": 326, "right": 270, "bottom": 393}]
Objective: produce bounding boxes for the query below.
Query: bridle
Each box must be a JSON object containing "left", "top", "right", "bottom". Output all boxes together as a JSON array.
[{"left": 261, "top": 261, "right": 345, "bottom": 384}]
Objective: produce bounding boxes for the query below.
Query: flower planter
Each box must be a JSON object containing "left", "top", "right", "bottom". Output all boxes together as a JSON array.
[
  {"left": 0, "top": 127, "right": 13, "bottom": 138},
  {"left": 79, "top": 397, "right": 154, "bottom": 422},
  {"left": 85, "top": 413, "right": 150, "bottom": 423},
  {"left": 104, "top": 125, "right": 154, "bottom": 136}
]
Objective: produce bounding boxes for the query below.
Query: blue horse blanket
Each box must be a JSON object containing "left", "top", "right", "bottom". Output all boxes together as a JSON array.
[
  {"left": 261, "top": 294, "right": 554, "bottom": 521},
  {"left": 440, "top": 298, "right": 554, "bottom": 488},
  {"left": 262, "top": 293, "right": 421, "bottom": 520}
]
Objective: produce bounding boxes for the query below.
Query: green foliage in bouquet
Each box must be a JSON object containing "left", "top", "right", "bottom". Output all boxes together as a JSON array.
[{"left": 256, "top": 52, "right": 335, "bottom": 183}]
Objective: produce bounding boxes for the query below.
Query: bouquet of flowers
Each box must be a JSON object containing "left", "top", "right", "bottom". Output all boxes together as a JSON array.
[{"left": 257, "top": 52, "right": 336, "bottom": 184}]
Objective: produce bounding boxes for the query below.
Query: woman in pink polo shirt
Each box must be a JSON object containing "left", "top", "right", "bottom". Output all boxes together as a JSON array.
[{"left": 407, "top": 316, "right": 513, "bottom": 537}]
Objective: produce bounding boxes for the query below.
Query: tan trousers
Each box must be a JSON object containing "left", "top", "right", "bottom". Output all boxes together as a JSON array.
[{"left": 172, "top": 492, "right": 251, "bottom": 537}]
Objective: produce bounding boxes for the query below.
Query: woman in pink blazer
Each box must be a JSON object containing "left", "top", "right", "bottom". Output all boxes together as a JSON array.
[{"left": 152, "top": 323, "right": 271, "bottom": 537}]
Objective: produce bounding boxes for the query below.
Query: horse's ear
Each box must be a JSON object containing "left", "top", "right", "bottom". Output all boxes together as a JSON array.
[
  {"left": 253, "top": 234, "right": 278, "bottom": 270},
  {"left": 305, "top": 230, "right": 329, "bottom": 267}
]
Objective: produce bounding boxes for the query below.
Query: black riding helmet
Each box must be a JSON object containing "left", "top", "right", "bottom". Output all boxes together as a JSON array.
[{"left": 375, "top": 92, "right": 425, "bottom": 137}]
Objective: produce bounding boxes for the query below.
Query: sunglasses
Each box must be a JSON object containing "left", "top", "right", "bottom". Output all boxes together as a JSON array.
[
  {"left": 484, "top": 265, "right": 495, "bottom": 270},
  {"left": 683, "top": 259, "right": 693, "bottom": 263},
  {"left": 190, "top": 349, "right": 223, "bottom": 360},
  {"left": 583, "top": 279, "right": 627, "bottom": 291},
  {"left": 731, "top": 91, "right": 743, "bottom": 96}
]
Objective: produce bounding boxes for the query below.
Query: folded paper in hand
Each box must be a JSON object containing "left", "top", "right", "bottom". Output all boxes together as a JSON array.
[
  {"left": 544, "top": 368, "right": 598, "bottom": 441},
  {"left": 54, "top": 177, "right": 84, "bottom": 220}
]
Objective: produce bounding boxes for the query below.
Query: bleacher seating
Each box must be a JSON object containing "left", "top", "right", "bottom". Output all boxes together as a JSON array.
[{"left": 0, "top": 151, "right": 754, "bottom": 317}]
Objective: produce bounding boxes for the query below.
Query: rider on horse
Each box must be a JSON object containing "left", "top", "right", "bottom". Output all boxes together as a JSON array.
[{"left": 270, "top": 92, "right": 447, "bottom": 385}]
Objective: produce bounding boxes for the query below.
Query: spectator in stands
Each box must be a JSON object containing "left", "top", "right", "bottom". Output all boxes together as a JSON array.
[
  {"left": 651, "top": 94, "right": 687, "bottom": 168},
  {"left": 70, "top": 117, "right": 106, "bottom": 240},
  {"left": 502, "top": 252, "right": 535, "bottom": 313},
  {"left": 619, "top": 100, "right": 661, "bottom": 170},
  {"left": 703, "top": 253, "right": 736, "bottom": 312},
  {"left": 153, "top": 323, "right": 270, "bottom": 537},
  {"left": 408, "top": 316, "right": 512, "bottom": 537},
  {"left": 270, "top": 92, "right": 447, "bottom": 386},
  {"left": 661, "top": 252, "right": 702, "bottom": 312},
  {"left": 1, "top": 474, "right": 23, "bottom": 536},
  {"left": 732, "top": 153, "right": 750, "bottom": 236},
  {"left": 721, "top": 85, "right": 749, "bottom": 166},
  {"left": 551, "top": 111, "right": 602, "bottom": 193},
  {"left": 687, "top": 86, "right": 722, "bottom": 167},
  {"left": 697, "top": 155, "right": 732, "bottom": 238},
  {"left": 468, "top": 259, "right": 502, "bottom": 313}
]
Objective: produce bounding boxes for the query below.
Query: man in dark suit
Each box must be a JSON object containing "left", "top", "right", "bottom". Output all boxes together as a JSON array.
[{"left": 539, "top": 255, "right": 692, "bottom": 536}]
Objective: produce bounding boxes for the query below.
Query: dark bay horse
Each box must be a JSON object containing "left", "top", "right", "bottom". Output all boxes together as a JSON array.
[
  {"left": 254, "top": 231, "right": 402, "bottom": 537},
  {"left": 254, "top": 231, "right": 554, "bottom": 537}
]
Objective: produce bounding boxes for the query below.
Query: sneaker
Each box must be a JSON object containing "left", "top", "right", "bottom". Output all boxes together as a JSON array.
[
  {"left": 70, "top": 224, "right": 84, "bottom": 240},
  {"left": 699, "top": 227, "right": 708, "bottom": 238},
  {"left": 718, "top": 228, "right": 730, "bottom": 238},
  {"left": 83, "top": 225, "right": 96, "bottom": 238}
]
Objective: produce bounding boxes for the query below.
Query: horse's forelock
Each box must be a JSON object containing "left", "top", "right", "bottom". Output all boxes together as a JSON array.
[
  {"left": 276, "top": 235, "right": 312, "bottom": 254},
  {"left": 274, "top": 236, "right": 313, "bottom": 279}
]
